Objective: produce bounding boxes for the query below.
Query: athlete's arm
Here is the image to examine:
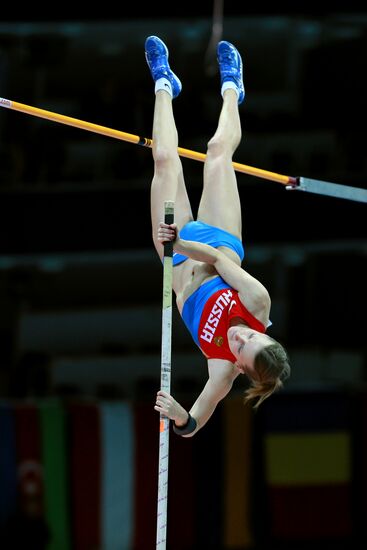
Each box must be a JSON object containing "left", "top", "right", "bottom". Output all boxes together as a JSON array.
[
  {"left": 154, "top": 360, "right": 238, "bottom": 437},
  {"left": 158, "top": 222, "right": 269, "bottom": 305}
]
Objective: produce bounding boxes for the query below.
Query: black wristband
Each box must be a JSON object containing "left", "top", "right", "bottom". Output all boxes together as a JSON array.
[{"left": 172, "top": 413, "right": 197, "bottom": 436}]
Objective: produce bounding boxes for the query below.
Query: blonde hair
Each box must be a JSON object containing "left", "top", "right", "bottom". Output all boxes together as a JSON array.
[{"left": 244, "top": 341, "right": 290, "bottom": 409}]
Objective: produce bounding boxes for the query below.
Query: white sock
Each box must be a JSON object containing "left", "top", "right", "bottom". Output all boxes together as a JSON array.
[
  {"left": 155, "top": 77, "right": 173, "bottom": 97},
  {"left": 221, "top": 80, "right": 239, "bottom": 100}
]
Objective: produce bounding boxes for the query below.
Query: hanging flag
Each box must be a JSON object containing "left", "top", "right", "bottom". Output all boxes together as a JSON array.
[
  {"left": 100, "top": 401, "right": 134, "bottom": 550},
  {"left": 39, "top": 399, "right": 71, "bottom": 550}
]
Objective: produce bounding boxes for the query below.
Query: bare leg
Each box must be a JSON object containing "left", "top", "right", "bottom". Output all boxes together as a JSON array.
[
  {"left": 150, "top": 90, "right": 193, "bottom": 260},
  {"left": 197, "top": 88, "right": 242, "bottom": 239}
]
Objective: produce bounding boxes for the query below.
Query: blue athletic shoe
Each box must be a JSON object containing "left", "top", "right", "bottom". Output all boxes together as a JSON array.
[
  {"left": 145, "top": 36, "right": 182, "bottom": 98},
  {"left": 217, "top": 41, "right": 245, "bottom": 104}
]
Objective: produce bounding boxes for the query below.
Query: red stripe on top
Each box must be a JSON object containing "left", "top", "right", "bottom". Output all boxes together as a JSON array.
[
  {"left": 69, "top": 403, "right": 101, "bottom": 550},
  {"left": 198, "top": 288, "right": 265, "bottom": 361}
]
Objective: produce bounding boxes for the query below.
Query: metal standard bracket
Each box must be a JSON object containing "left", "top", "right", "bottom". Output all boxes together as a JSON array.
[{"left": 286, "top": 177, "right": 367, "bottom": 204}]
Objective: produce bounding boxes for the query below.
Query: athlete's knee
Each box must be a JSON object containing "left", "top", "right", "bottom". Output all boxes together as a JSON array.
[
  {"left": 206, "top": 135, "right": 232, "bottom": 161},
  {"left": 153, "top": 144, "right": 178, "bottom": 165},
  {"left": 153, "top": 147, "right": 180, "bottom": 177}
]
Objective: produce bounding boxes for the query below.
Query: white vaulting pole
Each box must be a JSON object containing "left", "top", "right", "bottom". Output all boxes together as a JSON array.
[{"left": 156, "top": 200, "right": 174, "bottom": 550}]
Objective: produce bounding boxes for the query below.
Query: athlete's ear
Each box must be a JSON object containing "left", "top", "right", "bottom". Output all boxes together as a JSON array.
[{"left": 235, "top": 362, "right": 244, "bottom": 374}]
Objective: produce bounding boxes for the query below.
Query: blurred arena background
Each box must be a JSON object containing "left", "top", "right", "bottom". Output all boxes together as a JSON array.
[{"left": 0, "top": 4, "right": 366, "bottom": 549}]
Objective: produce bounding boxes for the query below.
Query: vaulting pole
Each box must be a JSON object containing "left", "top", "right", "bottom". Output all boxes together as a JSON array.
[{"left": 156, "top": 200, "right": 174, "bottom": 549}]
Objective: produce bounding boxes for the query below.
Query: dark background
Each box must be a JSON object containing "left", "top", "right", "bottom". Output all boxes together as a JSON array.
[
  {"left": 1, "top": 5, "right": 366, "bottom": 253},
  {"left": 0, "top": 5, "right": 366, "bottom": 549},
  {"left": 0, "top": 4, "right": 365, "bottom": 396}
]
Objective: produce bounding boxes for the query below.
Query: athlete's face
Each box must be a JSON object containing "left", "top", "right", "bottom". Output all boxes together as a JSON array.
[{"left": 227, "top": 325, "right": 274, "bottom": 378}]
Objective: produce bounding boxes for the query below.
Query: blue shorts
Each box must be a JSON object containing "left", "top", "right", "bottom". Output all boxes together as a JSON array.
[
  {"left": 173, "top": 221, "right": 245, "bottom": 266},
  {"left": 181, "top": 276, "right": 229, "bottom": 348}
]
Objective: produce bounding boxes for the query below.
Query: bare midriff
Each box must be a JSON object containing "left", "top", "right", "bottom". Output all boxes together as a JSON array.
[{"left": 174, "top": 246, "right": 241, "bottom": 314}]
